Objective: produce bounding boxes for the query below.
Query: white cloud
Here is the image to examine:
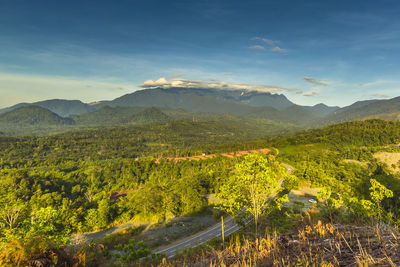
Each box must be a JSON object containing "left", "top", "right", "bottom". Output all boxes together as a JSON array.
[
  {"left": 139, "top": 77, "right": 302, "bottom": 94},
  {"left": 302, "top": 77, "right": 330, "bottom": 86},
  {"left": 248, "top": 45, "right": 265, "bottom": 50}
]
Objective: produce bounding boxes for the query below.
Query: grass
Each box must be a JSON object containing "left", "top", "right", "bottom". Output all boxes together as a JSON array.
[
  {"left": 342, "top": 159, "right": 369, "bottom": 167},
  {"left": 100, "top": 225, "right": 146, "bottom": 250},
  {"left": 159, "top": 217, "right": 400, "bottom": 266}
]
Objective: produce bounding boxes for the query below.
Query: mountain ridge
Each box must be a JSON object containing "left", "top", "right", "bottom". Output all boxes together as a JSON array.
[{"left": 0, "top": 87, "right": 398, "bottom": 128}]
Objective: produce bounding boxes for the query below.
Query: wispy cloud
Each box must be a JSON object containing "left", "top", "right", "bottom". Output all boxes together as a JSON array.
[
  {"left": 168, "top": 73, "right": 186, "bottom": 78},
  {"left": 302, "top": 77, "right": 330, "bottom": 86},
  {"left": 272, "top": 46, "right": 287, "bottom": 53},
  {"left": 370, "top": 93, "right": 390, "bottom": 98},
  {"left": 303, "top": 91, "right": 318, "bottom": 97},
  {"left": 250, "top": 37, "right": 287, "bottom": 53},
  {"left": 252, "top": 37, "right": 277, "bottom": 46},
  {"left": 140, "top": 77, "right": 302, "bottom": 94},
  {"left": 248, "top": 45, "right": 265, "bottom": 50}
]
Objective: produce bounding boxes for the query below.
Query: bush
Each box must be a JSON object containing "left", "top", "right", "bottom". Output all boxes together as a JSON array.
[{"left": 114, "top": 239, "right": 151, "bottom": 264}]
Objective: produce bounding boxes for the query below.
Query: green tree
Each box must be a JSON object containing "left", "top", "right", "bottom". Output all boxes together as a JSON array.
[
  {"left": 369, "top": 179, "right": 393, "bottom": 220},
  {"left": 217, "top": 154, "right": 293, "bottom": 236}
]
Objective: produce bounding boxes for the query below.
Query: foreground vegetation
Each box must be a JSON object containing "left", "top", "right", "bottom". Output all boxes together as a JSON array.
[
  {"left": 163, "top": 216, "right": 400, "bottom": 266},
  {"left": 0, "top": 119, "right": 400, "bottom": 266}
]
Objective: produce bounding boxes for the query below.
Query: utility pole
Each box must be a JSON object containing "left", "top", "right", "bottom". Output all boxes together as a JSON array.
[{"left": 221, "top": 216, "right": 225, "bottom": 248}]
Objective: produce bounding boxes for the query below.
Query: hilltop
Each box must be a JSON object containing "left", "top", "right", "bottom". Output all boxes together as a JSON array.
[{"left": 0, "top": 106, "right": 74, "bottom": 125}]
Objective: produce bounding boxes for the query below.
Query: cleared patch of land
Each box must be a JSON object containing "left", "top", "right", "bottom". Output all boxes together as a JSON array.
[
  {"left": 155, "top": 148, "right": 270, "bottom": 163},
  {"left": 287, "top": 184, "right": 320, "bottom": 212},
  {"left": 374, "top": 151, "right": 400, "bottom": 173}
]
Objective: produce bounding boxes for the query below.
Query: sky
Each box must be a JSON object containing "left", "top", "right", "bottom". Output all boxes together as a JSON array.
[{"left": 1, "top": 0, "right": 400, "bottom": 108}]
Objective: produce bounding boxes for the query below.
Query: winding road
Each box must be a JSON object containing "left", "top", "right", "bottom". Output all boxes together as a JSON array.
[{"left": 154, "top": 216, "right": 239, "bottom": 257}]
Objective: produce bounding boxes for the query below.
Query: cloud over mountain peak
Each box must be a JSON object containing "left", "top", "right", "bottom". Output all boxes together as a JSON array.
[{"left": 140, "top": 77, "right": 302, "bottom": 94}]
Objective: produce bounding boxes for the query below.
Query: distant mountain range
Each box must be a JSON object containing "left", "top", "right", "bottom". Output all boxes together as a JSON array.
[
  {"left": 0, "top": 87, "right": 398, "bottom": 133},
  {"left": 0, "top": 106, "right": 74, "bottom": 125}
]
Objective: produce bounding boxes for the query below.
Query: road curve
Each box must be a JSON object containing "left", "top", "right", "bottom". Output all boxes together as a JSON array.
[{"left": 154, "top": 161, "right": 293, "bottom": 258}]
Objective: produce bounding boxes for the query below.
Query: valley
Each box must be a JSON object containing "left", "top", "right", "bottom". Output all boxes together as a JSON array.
[{"left": 1, "top": 118, "right": 400, "bottom": 266}]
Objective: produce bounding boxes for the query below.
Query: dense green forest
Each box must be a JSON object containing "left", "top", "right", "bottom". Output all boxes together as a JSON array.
[{"left": 1, "top": 119, "right": 400, "bottom": 265}]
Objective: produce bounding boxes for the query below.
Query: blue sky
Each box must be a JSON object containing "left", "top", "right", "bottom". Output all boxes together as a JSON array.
[{"left": 1, "top": 0, "right": 400, "bottom": 108}]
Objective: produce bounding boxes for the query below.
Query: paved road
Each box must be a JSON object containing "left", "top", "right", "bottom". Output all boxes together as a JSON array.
[
  {"left": 154, "top": 162, "right": 293, "bottom": 258},
  {"left": 154, "top": 216, "right": 239, "bottom": 257}
]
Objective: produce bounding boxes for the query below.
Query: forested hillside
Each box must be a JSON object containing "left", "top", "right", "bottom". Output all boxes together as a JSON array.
[
  {"left": 1, "top": 119, "right": 400, "bottom": 266},
  {"left": 0, "top": 106, "right": 74, "bottom": 125}
]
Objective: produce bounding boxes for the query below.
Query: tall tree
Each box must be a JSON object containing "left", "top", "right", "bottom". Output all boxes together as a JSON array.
[{"left": 217, "top": 154, "right": 293, "bottom": 236}]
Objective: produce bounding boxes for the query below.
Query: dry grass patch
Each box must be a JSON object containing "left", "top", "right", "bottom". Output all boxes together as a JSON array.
[
  {"left": 343, "top": 159, "right": 369, "bottom": 167},
  {"left": 160, "top": 221, "right": 400, "bottom": 266},
  {"left": 374, "top": 152, "right": 400, "bottom": 173}
]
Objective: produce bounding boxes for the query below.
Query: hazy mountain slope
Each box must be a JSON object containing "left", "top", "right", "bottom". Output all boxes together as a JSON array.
[
  {"left": 0, "top": 99, "right": 94, "bottom": 117},
  {"left": 362, "top": 112, "right": 400, "bottom": 121},
  {"left": 1, "top": 87, "right": 391, "bottom": 128},
  {"left": 0, "top": 106, "right": 75, "bottom": 125},
  {"left": 34, "top": 99, "right": 94, "bottom": 116},
  {"left": 110, "top": 87, "right": 256, "bottom": 113},
  {"left": 217, "top": 90, "right": 294, "bottom": 109},
  {"left": 304, "top": 103, "right": 340, "bottom": 117},
  {"left": 110, "top": 87, "right": 295, "bottom": 113},
  {"left": 121, "top": 107, "right": 171, "bottom": 123},
  {"left": 335, "top": 99, "right": 378, "bottom": 113},
  {"left": 281, "top": 105, "right": 320, "bottom": 125},
  {"left": 323, "top": 97, "right": 400, "bottom": 124},
  {"left": 71, "top": 106, "right": 146, "bottom": 125},
  {"left": 109, "top": 87, "right": 320, "bottom": 124}
]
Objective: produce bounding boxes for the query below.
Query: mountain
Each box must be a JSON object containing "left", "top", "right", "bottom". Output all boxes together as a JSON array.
[
  {"left": 122, "top": 107, "right": 171, "bottom": 123},
  {"left": 109, "top": 87, "right": 257, "bottom": 113},
  {"left": 323, "top": 96, "right": 400, "bottom": 124},
  {"left": 73, "top": 106, "right": 171, "bottom": 125},
  {"left": 33, "top": 99, "right": 94, "bottom": 116},
  {"left": 109, "top": 87, "right": 294, "bottom": 112},
  {"left": 1, "top": 87, "right": 395, "bottom": 129},
  {"left": 0, "top": 106, "right": 75, "bottom": 125},
  {"left": 107, "top": 87, "right": 321, "bottom": 124},
  {"left": 72, "top": 106, "right": 146, "bottom": 125},
  {"left": 236, "top": 91, "right": 294, "bottom": 109},
  {"left": 304, "top": 103, "right": 340, "bottom": 117},
  {"left": 0, "top": 99, "right": 94, "bottom": 117},
  {"left": 280, "top": 105, "right": 320, "bottom": 125}
]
